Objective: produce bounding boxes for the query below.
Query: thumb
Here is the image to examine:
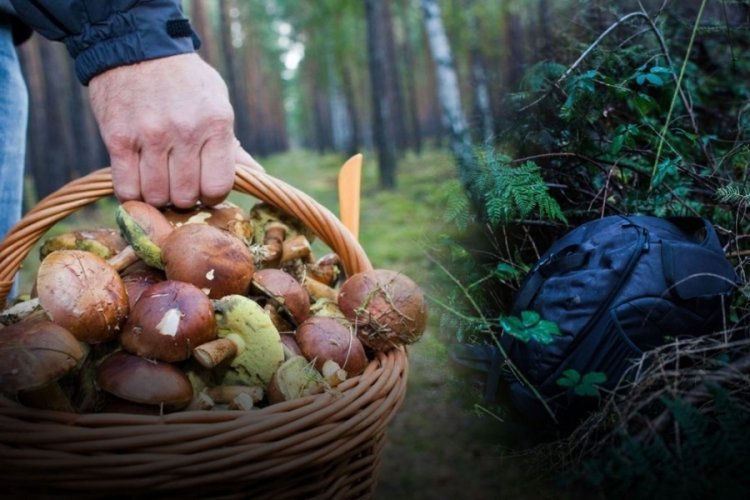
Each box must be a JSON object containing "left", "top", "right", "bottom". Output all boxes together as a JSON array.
[{"left": 235, "top": 144, "right": 265, "bottom": 173}]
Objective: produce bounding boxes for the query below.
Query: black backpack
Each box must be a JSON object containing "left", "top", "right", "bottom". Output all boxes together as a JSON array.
[{"left": 454, "top": 215, "right": 741, "bottom": 428}]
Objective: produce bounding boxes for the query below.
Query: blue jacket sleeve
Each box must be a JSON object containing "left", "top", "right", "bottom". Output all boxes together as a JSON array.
[{"left": 9, "top": 0, "right": 200, "bottom": 84}]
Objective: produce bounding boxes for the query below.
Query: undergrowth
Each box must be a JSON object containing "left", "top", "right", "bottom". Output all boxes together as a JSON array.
[{"left": 435, "top": 1, "right": 750, "bottom": 497}]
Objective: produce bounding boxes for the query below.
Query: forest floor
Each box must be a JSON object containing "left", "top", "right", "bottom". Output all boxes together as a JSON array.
[{"left": 16, "top": 149, "right": 546, "bottom": 499}]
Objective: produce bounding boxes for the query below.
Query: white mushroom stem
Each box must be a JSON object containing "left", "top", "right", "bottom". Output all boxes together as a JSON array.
[
  {"left": 193, "top": 337, "right": 239, "bottom": 369},
  {"left": 106, "top": 245, "right": 140, "bottom": 272},
  {"left": 261, "top": 224, "right": 287, "bottom": 265},
  {"left": 280, "top": 234, "right": 312, "bottom": 264},
  {"left": 206, "top": 385, "right": 264, "bottom": 404},
  {"left": 228, "top": 393, "right": 256, "bottom": 410},
  {"left": 321, "top": 359, "right": 348, "bottom": 387},
  {"left": 185, "top": 391, "right": 215, "bottom": 411},
  {"left": 0, "top": 298, "right": 46, "bottom": 326}
]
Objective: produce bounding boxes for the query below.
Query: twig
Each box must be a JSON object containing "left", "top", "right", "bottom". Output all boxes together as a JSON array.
[{"left": 519, "top": 11, "right": 649, "bottom": 112}]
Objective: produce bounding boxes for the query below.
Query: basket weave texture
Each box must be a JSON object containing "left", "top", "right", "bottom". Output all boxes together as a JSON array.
[{"left": 0, "top": 166, "right": 409, "bottom": 498}]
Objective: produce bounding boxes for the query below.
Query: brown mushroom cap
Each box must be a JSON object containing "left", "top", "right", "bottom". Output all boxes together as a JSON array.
[
  {"left": 120, "top": 280, "right": 217, "bottom": 363},
  {"left": 36, "top": 250, "right": 129, "bottom": 344},
  {"left": 337, "top": 269, "right": 428, "bottom": 351},
  {"left": 252, "top": 268, "right": 310, "bottom": 324},
  {"left": 162, "top": 201, "right": 253, "bottom": 243},
  {"left": 96, "top": 351, "right": 193, "bottom": 409},
  {"left": 296, "top": 316, "right": 368, "bottom": 376},
  {"left": 121, "top": 267, "right": 165, "bottom": 310},
  {"left": 161, "top": 224, "right": 255, "bottom": 299},
  {"left": 0, "top": 320, "right": 85, "bottom": 394}
]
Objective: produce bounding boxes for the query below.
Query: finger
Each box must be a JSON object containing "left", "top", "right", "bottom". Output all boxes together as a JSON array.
[
  {"left": 235, "top": 145, "right": 265, "bottom": 173},
  {"left": 199, "top": 134, "right": 235, "bottom": 207},
  {"left": 168, "top": 144, "right": 202, "bottom": 209},
  {"left": 107, "top": 137, "right": 142, "bottom": 202},
  {"left": 138, "top": 145, "right": 171, "bottom": 207}
]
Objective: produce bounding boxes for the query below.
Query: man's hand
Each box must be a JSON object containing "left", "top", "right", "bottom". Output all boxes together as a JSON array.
[{"left": 89, "top": 53, "right": 247, "bottom": 208}]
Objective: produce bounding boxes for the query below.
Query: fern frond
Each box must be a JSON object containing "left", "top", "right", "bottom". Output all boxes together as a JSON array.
[{"left": 716, "top": 182, "right": 750, "bottom": 206}]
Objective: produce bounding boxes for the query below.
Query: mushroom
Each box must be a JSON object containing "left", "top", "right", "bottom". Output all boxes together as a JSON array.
[
  {"left": 249, "top": 202, "right": 315, "bottom": 267},
  {"left": 338, "top": 269, "right": 428, "bottom": 351},
  {"left": 0, "top": 319, "right": 85, "bottom": 411},
  {"left": 40, "top": 228, "right": 127, "bottom": 261},
  {"left": 263, "top": 303, "right": 295, "bottom": 334},
  {"left": 161, "top": 224, "right": 255, "bottom": 299},
  {"left": 205, "top": 385, "right": 263, "bottom": 410},
  {"left": 121, "top": 267, "right": 165, "bottom": 310},
  {"left": 310, "top": 298, "right": 348, "bottom": 322},
  {"left": 0, "top": 297, "right": 47, "bottom": 326},
  {"left": 192, "top": 294, "right": 283, "bottom": 389},
  {"left": 306, "top": 253, "right": 343, "bottom": 287},
  {"left": 252, "top": 268, "right": 310, "bottom": 325},
  {"left": 96, "top": 351, "right": 193, "bottom": 412},
  {"left": 36, "top": 250, "right": 129, "bottom": 344},
  {"left": 162, "top": 201, "right": 253, "bottom": 244},
  {"left": 296, "top": 316, "right": 368, "bottom": 383},
  {"left": 280, "top": 234, "right": 312, "bottom": 265},
  {"left": 280, "top": 333, "right": 303, "bottom": 359},
  {"left": 267, "top": 355, "right": 326, "bottom": 404},
  {"left": 120, "top": 280, "right": 217, "bottom": 363},
  {"left": 115, "top": 200, "right": 174, "bottom": 269},
  {"left": 302, "top": 274, "right": 338, "bottom": 302}
]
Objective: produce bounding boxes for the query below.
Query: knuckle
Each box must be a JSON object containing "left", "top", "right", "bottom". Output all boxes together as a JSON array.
[
  {"left": 139, "top": 122, "right": 170, "bottom": 147},
  {"left": 105, "top": 130, "right": 137, "bottom": 156}
]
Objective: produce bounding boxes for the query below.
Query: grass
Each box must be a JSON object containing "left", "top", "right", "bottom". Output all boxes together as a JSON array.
[{"left": 10, "top": 148, "right": 519, "bottom": 499}]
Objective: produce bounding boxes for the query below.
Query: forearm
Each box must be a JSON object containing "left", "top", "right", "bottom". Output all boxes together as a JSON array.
[{"left": 9, "top": 0, "right": 199, "bottom": 84}]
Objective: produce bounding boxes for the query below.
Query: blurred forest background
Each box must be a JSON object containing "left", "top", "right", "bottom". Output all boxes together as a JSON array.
[
  {"left": 17, "top": 0, "right": 539, "bottom": 199},
  {"left": 14, "top": 0, "right": 750, "bottom": 498}
]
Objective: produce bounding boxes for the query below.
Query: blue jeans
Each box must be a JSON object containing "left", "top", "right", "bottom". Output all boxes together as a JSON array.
[{"left": 0, "top": 19, "right": 28, "bottom": 297}]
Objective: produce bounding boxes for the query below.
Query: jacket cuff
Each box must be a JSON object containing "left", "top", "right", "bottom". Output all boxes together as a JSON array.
[{"left": 63, "top": 0, "right": 200, "bottom": 85}]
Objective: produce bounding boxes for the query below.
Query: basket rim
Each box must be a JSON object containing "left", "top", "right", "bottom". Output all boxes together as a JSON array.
[{"left": 0, "top": 164, "right": 373, "bottom": 305}]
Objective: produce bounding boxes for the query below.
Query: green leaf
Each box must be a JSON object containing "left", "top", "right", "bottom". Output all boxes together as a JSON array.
[
  {"left": 557, "top": 370, "right": 607, "bottom": 397},
  {"left": 582, "top": 372, "right": 608, "bottom": 385},
  {"left": 650, "top": 65, "right": 672, "bottom": 74},
  {"left": 500, "top": 312, "right": 561, "bottom": 344},
  {"left": 632, "top": 92, "right": 657, "bottom": 114},
  {"left": 645, "top": 73, "right": 664, "bottom": 87},
  {"left": 611, "top": 133, "right": 625, "bottom": 155},
  {"left": 652, "top": 158, "right": 678, "bottom": 188},
  {"left": 556, "top": 369, "right": 581, "bottom": 387},
  {"left": 574, "top": 383, "right": 601, "bottom": 397},
  {"left": 521, "top": 310, "right": 540, "bottom": 327}
]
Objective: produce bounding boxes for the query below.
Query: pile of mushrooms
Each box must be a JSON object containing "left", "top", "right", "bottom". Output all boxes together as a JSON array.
[{"left": 0, "top": 199, "right": 427, "bottom": 414}]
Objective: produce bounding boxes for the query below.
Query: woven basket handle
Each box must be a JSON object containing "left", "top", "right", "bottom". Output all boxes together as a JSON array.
[{"left": 0, "top": 165, "right": 372, "bottom": 306}]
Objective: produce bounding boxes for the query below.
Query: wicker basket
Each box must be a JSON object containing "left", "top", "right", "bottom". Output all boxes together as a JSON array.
[{"left": 0, "top": 166, "right": 409, "bottom": 498}]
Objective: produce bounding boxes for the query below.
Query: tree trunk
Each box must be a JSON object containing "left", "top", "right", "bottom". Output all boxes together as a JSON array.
[
  {"left": 420, "top": 0, "right": 479, "bottom": 201},
  {"left": 341, "top": 63, "right": 362, "bottom": 157},
  {"left": 190, "top": 0, "right": 220, "bottom": 67},
  {"left": 538, "top": 0, "right": 553, "bottom": 59},
  {"left": 219, "top": 0, "right": 252, "bottom": 147},
  {"left": 37, "top": 40, "right": 76, "bottom": 198},
  {"left": 365, "top": 0, "right": 397, "bottom": 189},
  {"left": 381, "top": 0, "right": 408, "bottom": 153},
  {"left": 397, "top": 0, "right": 423, "bottom": 154},
  {"left": 504, "top": 8, "right": 525, "bottom": 92},
  {"left": 465, "top": 0, "right": 494, "bottom": 144}
]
